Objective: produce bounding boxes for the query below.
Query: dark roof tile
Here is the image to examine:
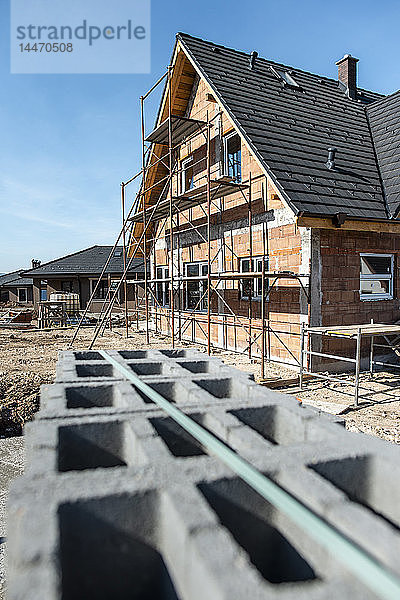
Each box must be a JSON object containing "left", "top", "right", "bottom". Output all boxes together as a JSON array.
[
  {"left": 23, "top": 246, "right": 145, "bottom": 277},
  {"left": 178, "top": 33, "right": 397, "bottom": 220}
]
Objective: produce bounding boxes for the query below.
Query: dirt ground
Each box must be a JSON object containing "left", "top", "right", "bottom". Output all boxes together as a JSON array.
[{"left": 1, "top": 325, "right": 400, "bottom": 443}]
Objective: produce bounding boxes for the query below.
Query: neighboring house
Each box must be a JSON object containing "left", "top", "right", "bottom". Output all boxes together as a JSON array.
[
  {"left": 128, "top": 32, "right": 400, "bottom": 369},
  {"left": 1, "top": 276, "right": 34, "bottom": 304},
  {"left": 23, "top": 246, "right": 145, "bottom": 312},
  {"left": 0, "top": 268, "right": 35, "bottom": 304}
]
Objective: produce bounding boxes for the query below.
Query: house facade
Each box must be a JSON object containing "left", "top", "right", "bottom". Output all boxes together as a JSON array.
[
  {"left": 0, "top": 267, "right": 36, "bottom": 305},
  {"left": 128, "top": 33, "right": 400, "bottom": 369},
  {"left": 23, "top": 246, "right": 145, "bottom": 313}
]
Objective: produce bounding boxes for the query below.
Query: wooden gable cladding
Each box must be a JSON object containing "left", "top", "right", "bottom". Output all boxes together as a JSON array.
[{"left": 129, "top": 49, "right": 196, "bottom": 257}]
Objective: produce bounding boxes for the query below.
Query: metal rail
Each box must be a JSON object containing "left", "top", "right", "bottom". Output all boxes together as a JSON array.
[{"left": 99, "top": 349, "right": 400, "bottom": 600}]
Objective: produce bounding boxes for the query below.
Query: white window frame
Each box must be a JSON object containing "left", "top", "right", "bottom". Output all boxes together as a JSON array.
[
  {"left": 181, "top": 156, "right": 194, "bottom": 193},
  {"left": 223, "top": 132, "right": 242, "bottom": 183},
  {"left": 184, "top": 261, "right": 208, "bottom": 312},
  {"left": 360, "top": 253, "right": 394, "bottom": 301},
  {"left": 17, "top": 287, "right": 28, "bottom": 303},
  {"left": 155, "top": 266, "right": 169, "bottom": 307},
  {"left": 239, "top": 257, "right": 268, "bottom": 301}
]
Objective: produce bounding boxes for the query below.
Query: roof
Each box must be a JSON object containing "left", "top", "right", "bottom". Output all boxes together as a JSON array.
[
  {"left": 3, "top": 276, "right": 33, "bottom": 288},
  {"left": 0, "top": 269, "right": 25, "bottom": 286},
  {"left": 23, "top": 246, "right": 145, "bottom": 277},
  {"left": 367, "top": 90, "right": 400, "bottom": 217},
  {"left": 176, "top": 33, "right": 398, "bottom": 220}
]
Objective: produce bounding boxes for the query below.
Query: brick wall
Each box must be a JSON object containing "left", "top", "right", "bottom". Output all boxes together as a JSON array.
[
  {"left": 319, "top": 228, "right": 400, "bottom": 362},
  {"left": 150, "top": 75, "right": 306, "bottom": 365}
]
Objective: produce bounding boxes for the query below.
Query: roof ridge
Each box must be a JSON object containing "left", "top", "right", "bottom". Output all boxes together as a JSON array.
[
  {"left": 366, "top": 88, "right": 400, "bottom": 110},
  {"left": 177, "top": 32, "right": 383, "bottom": 98},
  {"left": 22, "top": 245, "right": 100, "bottom": 275},
  {"left": 0, "top": 268, "right": 24, "bottom": 279}
]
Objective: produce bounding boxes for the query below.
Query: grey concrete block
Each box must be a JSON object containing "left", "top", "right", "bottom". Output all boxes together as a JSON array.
[{"left": 7, "top": 349, "right": 400, "bottom": 599}]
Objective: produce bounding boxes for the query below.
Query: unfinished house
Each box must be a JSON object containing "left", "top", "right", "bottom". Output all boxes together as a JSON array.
[{"left": 126, "top": 33, "right": 400, "bottom": 373}]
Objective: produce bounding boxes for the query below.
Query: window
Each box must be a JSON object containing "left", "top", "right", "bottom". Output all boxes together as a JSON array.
[
  {"left": 114, "top": 249, "right": 123, "bottom": 258},
  {"left": 270, "top": 66, "right": 300, "bottom": 88},
  {"left": 17, "top": 288, "right": 27, "bottom": 303},
  {"left": 240, "top": 257, "right": 269, "bottom": 300},
  {"left": 90, "top": 279, "right": 120, "bottom": 301},
  {"left": 61, "top": 280, "right": 73, "bottom": 293},
  {"left": 90, "top": 279, "right": 109, "bottom": 300},
  {"left": 360, "top": 254, "right": 393, "bottom": 300},
  {"left": 181, "top": 157, "right": 194, "bottom": 193},
  {"left": 156, "top": 266, "right": 169, "bottom": 307},
  {"left": 185, "top": 262, "right": 208, "bottom": 311},
  {"left": 40, "top": 288, "right": 47, "bottom": 301},
  {"left": 224, "top": 133, "right": 241, "bottom": 183}
]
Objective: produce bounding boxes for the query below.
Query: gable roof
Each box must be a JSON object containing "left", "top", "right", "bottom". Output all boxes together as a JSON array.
[
  {"left": 367, "top": 90, "right": 400, "bottom": 218},
  {"left": 176, "top": 33, "right": 398, "bottom": 221},
  {"left": 23, "top": 246, "right": 145, "bottom": 277}
]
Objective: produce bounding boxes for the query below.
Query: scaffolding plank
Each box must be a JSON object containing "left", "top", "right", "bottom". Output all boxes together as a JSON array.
[
  {"left": 307, "top": 323, "right": 400, "bottom": 338},
  {"left": 145, "top": 115, "right": 207, "bottom": 145},
  {"left": 129, "top": 178, "right": 249, "bottom": 223}
]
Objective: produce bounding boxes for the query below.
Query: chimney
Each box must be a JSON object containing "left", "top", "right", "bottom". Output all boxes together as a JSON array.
[
  {"left": 249, "top": 51, "right": 258, "bottom": 70},
  {"left": 31, "top": 259, "right": 41, "bottom": 269},
  {"left": 336, "top": 54, "right": 359, "bottom": 99}
]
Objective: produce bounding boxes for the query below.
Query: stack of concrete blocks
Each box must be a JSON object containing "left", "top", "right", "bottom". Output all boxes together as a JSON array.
[{"left": 7, "top": 348, "right": 400, "bottom": 600}]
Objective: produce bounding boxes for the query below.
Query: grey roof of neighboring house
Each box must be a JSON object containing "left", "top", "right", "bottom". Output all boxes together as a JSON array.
[
  {"left": 0, "top": 270, "right": 25, "bottom": 286},
  {"left": 177, "top": 33, "right": 399, "bottom": 220},
  {"left": 23, "top": 246, "right": 145, "bottom": 278},
  {"left": 2, "top": 276, "right": 33, "bottom": 288},
  {"left": 366, "top": 90, "right": 400, "bottom": 218}
]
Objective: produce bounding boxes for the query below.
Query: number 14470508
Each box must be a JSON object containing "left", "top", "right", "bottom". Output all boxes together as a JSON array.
[{"left": 19, "top": 43, "right": 73, "bottom": 52}]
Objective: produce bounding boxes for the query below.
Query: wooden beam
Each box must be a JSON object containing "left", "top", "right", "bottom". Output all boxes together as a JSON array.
[{"left": 297, "top": 215, "right": 400, "bottom": 234}]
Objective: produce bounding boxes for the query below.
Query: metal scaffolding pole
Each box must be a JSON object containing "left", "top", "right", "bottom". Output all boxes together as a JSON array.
[
  {"left": 121, "top": 182, "right": 129, "bottom": 338},
  {"left": 140, "top": 95, "right": 150, "bottom": 345},
  {"left": 167, "top": 65, "right": 175, "bottom": 348},
  {"left": 206, "top": 116, "right": 211, "bottom": 355}
]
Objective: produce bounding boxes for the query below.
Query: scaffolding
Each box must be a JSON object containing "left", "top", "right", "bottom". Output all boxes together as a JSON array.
[
  {"left": 299, "top": 322, "right": 400, "bottom": 406},
  {"left": 71, "top": 66, "right": 310, "bottom": 378}
]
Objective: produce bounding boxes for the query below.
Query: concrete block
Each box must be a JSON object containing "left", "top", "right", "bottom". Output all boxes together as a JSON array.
[{"left": 7, "top": 349, "right": 400, "bottom": 599}]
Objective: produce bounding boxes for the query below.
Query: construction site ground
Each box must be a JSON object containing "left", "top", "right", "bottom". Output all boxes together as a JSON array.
[{"left": 1, "top": 325, "right": 400, "bottom": 443}]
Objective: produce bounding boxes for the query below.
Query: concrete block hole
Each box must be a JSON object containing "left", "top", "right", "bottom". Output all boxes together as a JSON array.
[
  {"left": 149, "top": 414, "right": 235, "bottom": 458},
  {"left": 160, "top": 350, "right": 191, "bottom": 358},
  {"left": 75, "top": 364, "right": 114, "bottom": 378},
  {"left": 194, "top": 378, "right": 234, "bottom": 399},
  {"left": 149, "top": 415, "right": 205, "bottom": 457},
  {"left": 198, "top": 478, "right": 317, "bottom": 584},
  {"left": 58, "top": 492, "right": 181, "bottom": 600},
  {"left": 73, "top": 351, "right": 104, "bottom": 361},
  {"left": 310, "top": 455, "right": 400, "bottom": 529},
  {"left": 230, "top": 406, "right": 317, "bottom": 445},
  {"left": 198, "top": 478, "right": 318, "bottom": 585},
  {"left": 129, "top": 362, "right": 164, "bottom": 376},
  {"left": 177, "top": 360, "right": 214, "bottom": 373},
  {"left": 58, "top": 421, "right": 133, "bottom": 472},
  {"left": 66, "top": 385, "right": 115, "bottom": 409},
  {"left": 134, "top": 381, "right": 189, "bottom": 405},
  {"left": 119, "top": 350, "right": 149, "bottom": 359}
]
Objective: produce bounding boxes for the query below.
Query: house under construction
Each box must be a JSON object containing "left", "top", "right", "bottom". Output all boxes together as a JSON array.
[{"left": 85, "top": 33, "right": 400, "bottom": 378}]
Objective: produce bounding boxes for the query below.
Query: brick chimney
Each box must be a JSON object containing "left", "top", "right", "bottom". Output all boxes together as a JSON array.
[{"left": 336, "top": 54, "right": 359, "bottom": 99}]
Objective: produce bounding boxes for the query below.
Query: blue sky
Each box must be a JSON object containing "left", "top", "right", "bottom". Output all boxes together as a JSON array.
[{"left": 0, "top": 0, "right": 399, "bottom": 272}]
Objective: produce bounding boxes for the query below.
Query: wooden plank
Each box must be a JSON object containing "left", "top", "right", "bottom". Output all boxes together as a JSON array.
[
  {"left": 297, "top": 215, "right": 400, "bottom": 234},
  {"left": 259, "top": 374, "right": 313, "bottom": 388},
  {"left": 307, "top": 324, "right": 400, "bottom": 337}
]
